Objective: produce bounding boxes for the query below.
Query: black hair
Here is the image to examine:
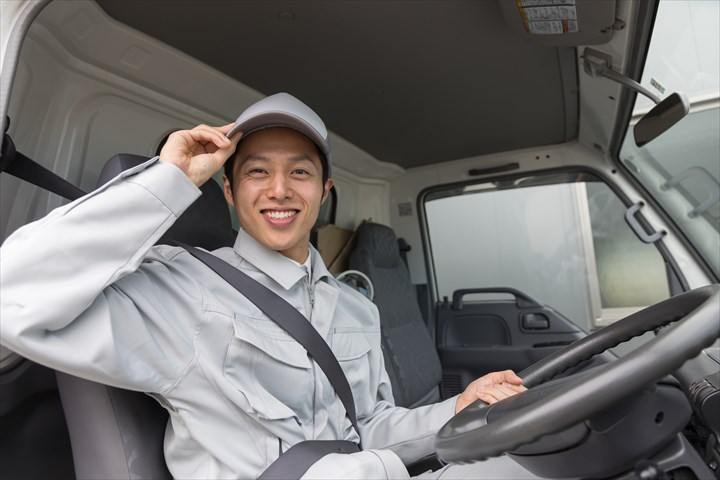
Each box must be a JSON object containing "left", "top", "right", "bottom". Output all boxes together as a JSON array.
[{"left": 223, "top": 136, "right": 329, "bottom": 189}]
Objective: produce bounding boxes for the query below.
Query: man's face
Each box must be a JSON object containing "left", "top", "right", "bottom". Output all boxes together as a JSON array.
[{"left": 222, "top": 127, "right": 332, "bottom": 263}]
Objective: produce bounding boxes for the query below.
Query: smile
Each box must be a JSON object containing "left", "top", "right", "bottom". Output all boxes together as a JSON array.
[{"left": 262, "top": 210, "right": 298, "bottom": 219}]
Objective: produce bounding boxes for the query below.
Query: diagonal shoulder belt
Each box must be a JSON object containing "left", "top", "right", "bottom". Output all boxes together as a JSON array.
[{"left": 175, "top": 242, "right": 362, "bottom": 479}]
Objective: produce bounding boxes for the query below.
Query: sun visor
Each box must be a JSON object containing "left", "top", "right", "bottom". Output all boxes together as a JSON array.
[{"left": 497, "top": 0, "right": 619, "bottom": 47}]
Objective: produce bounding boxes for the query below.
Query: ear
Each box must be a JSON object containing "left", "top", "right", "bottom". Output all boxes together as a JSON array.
[
  {"left": 222, "top": 175, "right": 235, "bottom": 206},
  {"left": 321, "top": 179, "right": 334, "bottom": 204}
]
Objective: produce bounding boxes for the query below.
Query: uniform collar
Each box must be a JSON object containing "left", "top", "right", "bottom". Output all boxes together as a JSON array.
[{"left": 233, "top": 228, "right": 333, "bottom": 290}]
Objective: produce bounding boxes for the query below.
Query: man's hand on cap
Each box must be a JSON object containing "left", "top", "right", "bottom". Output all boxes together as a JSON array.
[{"left": 159, "top": 124, "right": 242, "bottom": 187}]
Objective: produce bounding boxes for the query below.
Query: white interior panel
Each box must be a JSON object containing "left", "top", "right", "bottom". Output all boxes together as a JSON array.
[{"left": 2, "top": 0, "right": 394, "bottom": 242}]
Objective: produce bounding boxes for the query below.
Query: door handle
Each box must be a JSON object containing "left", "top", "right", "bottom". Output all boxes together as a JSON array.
[
  {"left": 452, "top": 287, "right": 542, "bottom": 310},
  {"left": 522, "top": 313, "right": 550, "bottom": 330}
]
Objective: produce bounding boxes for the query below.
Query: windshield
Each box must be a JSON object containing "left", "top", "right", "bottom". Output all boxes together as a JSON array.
[{"left": 619, "top": 0, "right": 720, "bottom": 278}]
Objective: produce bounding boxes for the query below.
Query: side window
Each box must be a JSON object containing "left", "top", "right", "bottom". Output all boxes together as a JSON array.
[{"left": 423, "top": 173, "right": 670, "bottom": 332}]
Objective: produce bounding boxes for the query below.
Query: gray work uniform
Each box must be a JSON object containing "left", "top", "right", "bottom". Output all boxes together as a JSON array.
[{"left": 1, "top": 159, "right": 457, "bottom": 478}]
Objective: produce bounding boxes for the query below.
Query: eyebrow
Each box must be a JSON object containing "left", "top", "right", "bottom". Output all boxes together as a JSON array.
[{"left": 240, "top": 153, "right": 316, "bottom": 164}]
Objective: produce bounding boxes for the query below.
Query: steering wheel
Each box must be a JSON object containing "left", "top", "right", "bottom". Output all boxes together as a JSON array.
[{"left": 435, "top": 284, "right": 720, "bottom": 464}]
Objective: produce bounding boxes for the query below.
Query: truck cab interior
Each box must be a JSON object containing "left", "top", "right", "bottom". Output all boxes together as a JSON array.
[{"left": 1, "top": 1, "right": 718, "bottom": 479}]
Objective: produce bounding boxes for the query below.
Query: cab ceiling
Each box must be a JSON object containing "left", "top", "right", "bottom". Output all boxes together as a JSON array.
[{"left": 96, "top": 0, "right": 578, "bottom": 169}]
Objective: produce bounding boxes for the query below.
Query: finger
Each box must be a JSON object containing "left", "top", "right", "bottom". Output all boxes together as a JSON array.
[
  {"left": 477, "top": 383, "right": 518, "bottom": 399},
  {"left": 496, "top": 369, "right": 523, "bottom": 385},
  {"left": 186, "top": 125, "right": 233, "bottom": 150},
  {"left": 204, "top": 125, "right": 242, "bottom": 163},
  {"left": 226, "top": 127, "right": 243, "bottom": 146},
  {"left": 501, "top": 382, "right": 527, "bottom": 393},
  {"left": 479, "top": 382, "right": 526, "bottom": 400},
  {"left": 477, "top": 385, "right": 517, "bottom": 404},
  {"left": 496, "top": 383, "right": 523, "bottom": 396},
  {"left": 177, "top": 125, "right": 237, "bottom": 157},
  {"left": 214, "top": 122, "right": 243, "bottom": 146},
  {"left": 218, "top": 122, "right": 241, "bottom": 137},
  {"left": 218, "top": 123, "right": 236, "bottom": 133},
  {"left": 214, "top": 124, "right": 243, "bottom": 152},
  {"left": 477, "top": 390, "right": 504, "bottom": 405},
  {"left": 162, "top": 130, "right": 222, "bottom": 160}
]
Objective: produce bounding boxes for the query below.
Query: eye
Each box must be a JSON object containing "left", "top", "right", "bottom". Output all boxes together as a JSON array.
[
  {"left": 245, "top": 167, "right": 268, "bottom": 176},
  {"left": 292, "top": 168, "right": 310, "bottom": 175}
]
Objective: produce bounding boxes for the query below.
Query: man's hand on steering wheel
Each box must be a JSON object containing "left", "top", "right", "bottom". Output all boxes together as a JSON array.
[
  {"left": 455, "top": 370, "right": 526, "bottom": 413},
  {"left": 436, "top": 284, "right": 720, "bottom": 468}
]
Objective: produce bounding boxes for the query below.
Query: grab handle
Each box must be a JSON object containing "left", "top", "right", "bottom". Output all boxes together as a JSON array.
[{"left": 625, "top": 202, "right": 665, "bottom": 244}]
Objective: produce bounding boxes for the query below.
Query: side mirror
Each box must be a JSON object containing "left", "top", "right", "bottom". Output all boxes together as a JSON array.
[{"left": 633, "top": 92, "right": 690, "bottom": 147}]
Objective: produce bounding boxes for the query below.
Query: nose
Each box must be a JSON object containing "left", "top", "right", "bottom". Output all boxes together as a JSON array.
[{"left": 266, "top": 172, "right": 292, "bottom": 199}]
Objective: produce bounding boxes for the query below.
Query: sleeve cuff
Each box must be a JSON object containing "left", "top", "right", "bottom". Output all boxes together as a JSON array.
[
  {"left": 124, "top": 158, "right": 201, "bottom": 217},
  {"left": 430, "top": 396, "right": 459, "bottom": 432},
  {"left": 370, "top": 449, "right": 411, "bottom": 479}
]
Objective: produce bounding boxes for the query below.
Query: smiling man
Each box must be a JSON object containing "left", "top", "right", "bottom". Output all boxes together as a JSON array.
[
  {"left": 222, "top": 127, "right": 331, "bottom": 264},
  {"left": 1, "top": 93, "right": 531, "bottom": 479}
]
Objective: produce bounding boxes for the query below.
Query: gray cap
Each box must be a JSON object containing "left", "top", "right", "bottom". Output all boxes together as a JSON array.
[{"left": 227, "top": 93, "right": 332, "bottom": 176}]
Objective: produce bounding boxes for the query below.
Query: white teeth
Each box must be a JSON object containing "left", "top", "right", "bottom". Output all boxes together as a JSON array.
[{"left": 264, "top": 210, "right": 297, "bottom": 219}]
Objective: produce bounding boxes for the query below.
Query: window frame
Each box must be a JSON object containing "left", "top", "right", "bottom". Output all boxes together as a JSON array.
[{"left": 417, "top": 166, "right": 689, "bottom": 313}]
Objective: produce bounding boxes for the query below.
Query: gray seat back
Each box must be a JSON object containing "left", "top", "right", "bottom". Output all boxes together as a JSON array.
[
  {"left": 56, "top": 372, "right": 171, "bottom": 479},
  {"left": 348, "top": 222, "right": 442, "bottom": 408},
  {"left": 97, "top": 154, "right": 235, "bottom": 250},
  {"left": 56, "top": 154, "right": 235, "bottom": 479}
]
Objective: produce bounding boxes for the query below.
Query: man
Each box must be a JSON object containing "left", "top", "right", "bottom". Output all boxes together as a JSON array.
[{"left": 1, "top": 93, "right": 529, "bottom": 478}]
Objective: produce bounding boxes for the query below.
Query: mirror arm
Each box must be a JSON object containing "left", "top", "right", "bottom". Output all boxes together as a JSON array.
[{"left": 582, "top": 48, "right": 661, "bottom": 104}]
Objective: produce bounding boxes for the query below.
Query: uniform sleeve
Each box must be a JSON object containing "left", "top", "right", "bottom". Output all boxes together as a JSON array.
[
  {"left": 302, "top": 338, "right": 455, "bottom": 478},
  {"left": 0, "top": 159, "right": 203, "bottom": 393},
  {"left": 360, "top": 382, "right": 457, "bottom": 466}
]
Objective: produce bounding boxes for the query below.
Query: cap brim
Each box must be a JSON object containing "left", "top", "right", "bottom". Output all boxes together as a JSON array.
[{"left": 226, "top": 111, "right": 330, "bottom": 157}]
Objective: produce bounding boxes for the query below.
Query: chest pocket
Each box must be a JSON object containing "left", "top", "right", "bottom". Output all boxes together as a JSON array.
[
  {"left": 331, "top": 331, "right": 373, "bottom": 416},
  {"left": 225, "top": 314, "right": 313, "bottom": 422}
]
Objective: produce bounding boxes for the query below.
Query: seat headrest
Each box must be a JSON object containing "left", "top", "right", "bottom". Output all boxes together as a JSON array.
[
  {"left": 97, "top": 154, "right": 235, "bottom": 250},
  {"left": 352, "top": 222, "right": 402, "bottom": 268}
]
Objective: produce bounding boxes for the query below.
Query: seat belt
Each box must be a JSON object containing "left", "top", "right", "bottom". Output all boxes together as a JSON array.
[
  {"left": 257, "top": 440, "right": 359, "bottom": 480},
  {"left": 174, "top": 242, "right": 360, "bottom": 433},
  {"left": 1, "top": 123, "right": 87, "bottom": 200},
  {"left": 173, "top": 241, "right": 362, "bottom": 479}
]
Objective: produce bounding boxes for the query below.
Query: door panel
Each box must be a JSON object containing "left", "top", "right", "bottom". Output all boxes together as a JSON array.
[
  {"left": 436, "top": 288, "right": 584, "bottom": 395},
  {"left": 422, "top": 172, "right": 673, "bottom": 395}
]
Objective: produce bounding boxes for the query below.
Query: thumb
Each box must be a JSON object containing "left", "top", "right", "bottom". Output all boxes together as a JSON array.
[
  {"left": 219, "top": 123, "right": 242, "bottom": 143},
  {"left": 506, "top": 371, "right": 523, "bottom": 385}
]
